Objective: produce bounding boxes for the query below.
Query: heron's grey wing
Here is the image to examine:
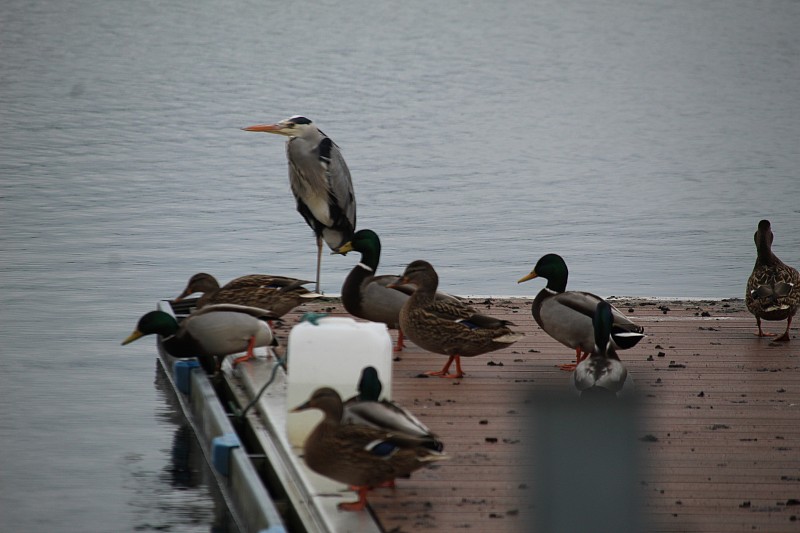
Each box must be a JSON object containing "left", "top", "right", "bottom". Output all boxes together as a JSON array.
[
  {"left": 285, "top": 137, "right": 334, "bottom": 234},
  {"left": 324, "top": 140, "right": 356, "bottom": 232}
]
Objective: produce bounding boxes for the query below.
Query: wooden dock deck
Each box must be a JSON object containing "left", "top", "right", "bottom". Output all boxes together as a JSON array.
[{"left": 269, "top": 296, "right": 799, "bottom": 533}]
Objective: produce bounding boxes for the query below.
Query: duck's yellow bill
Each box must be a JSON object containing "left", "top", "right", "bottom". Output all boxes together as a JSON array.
[
  {"left": 517, "top": 272, "right": 538, "bottom": 283},
  {"left": 121, "top": 330, "right": 144, "bottom": 346},
  {"left": 333, "top": 241, "right": 354, "bottom": 255}
]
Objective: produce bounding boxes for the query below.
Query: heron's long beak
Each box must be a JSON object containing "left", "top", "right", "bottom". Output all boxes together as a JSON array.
[
  {"left": 121, "top": 330, "right": 144, "bottom": 346},
  {"left": 242, "top": 123, "right": 290, "bottom": 135},
  {"left": 517, "top": 271, "right": 538, "bottom": 284}
]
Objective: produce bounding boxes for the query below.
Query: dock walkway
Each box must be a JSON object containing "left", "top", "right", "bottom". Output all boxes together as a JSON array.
[{"left": 250, "top": 296, "right": 799, "bottom": 532}]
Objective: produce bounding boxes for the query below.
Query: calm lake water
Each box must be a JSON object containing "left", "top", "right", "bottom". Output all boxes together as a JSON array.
[{"left": 2, "top": 0, "right": 799, "bottom": 530}]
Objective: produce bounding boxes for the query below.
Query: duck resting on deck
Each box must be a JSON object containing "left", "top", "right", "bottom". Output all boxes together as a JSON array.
[
  {"left": 343, "top": 366, "right": 444, "bottom": 451},
  {"left": 175, "top": 272, "right": 320, "bottom": 319},
  {"left": 573, "top": 300, "right": 634, "bottom": 400}
]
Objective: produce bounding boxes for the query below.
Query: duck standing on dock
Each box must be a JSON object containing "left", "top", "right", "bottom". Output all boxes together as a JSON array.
[
  {"left": 334, "top": 229, "right": 462, "bottom": 352},
  {"left": 243, "top": 116, "right": 356, "bottom": 294},
  {"left": 343, "top": 366, "right": 444, "bottom": 451},
  {"left": 574, "top": 301, "right": 633, "bottom": 400},
  {"left": 121, "top": 304, "right": 278, "bottom": 373},
  {"left": 390, "top": 260, "right": 524, "bottom": 379},
  {"left": 517, "top": 253, "right": 644, "bottom": 371},
  {"left": 174, "top": 272, "right": 320, "bottom": 318},
  {"left": 292, "top": 387, "right": 448, "bottom": 511},
  {"left": 746, "top": 219, "right": 799, "bottom": 341}
]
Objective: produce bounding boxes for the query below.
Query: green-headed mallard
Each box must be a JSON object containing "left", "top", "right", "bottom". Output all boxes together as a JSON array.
[
  {"left": 122, "top": 304, "right": 278, "bottom": 373},
  {"left": 746, "top": 220, "right": 799, "bottom": 342},
  {"left": 175, "top": 272, "right": 320, "bottom": 318},
  {"left": 343, "top": 366, "right": 443, "bottom": 451},
  {"left": 518, "top": 254, "right": 644, "bottom": 371},
  {"left": 334, "top": 229, "right": 462, "bottom": 352},
  {"left": 573, "top": 301, "right": 633, "bottom": 400},
  {"left": 390, "top": 260, "right": 523, "bottom": 379},
  {"left": 291, "top": 387, "right": 447, "bottom": 511}
]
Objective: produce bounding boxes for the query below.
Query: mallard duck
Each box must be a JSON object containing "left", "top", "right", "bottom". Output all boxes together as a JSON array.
[
  {"left": 343, "top": 366, "right": 444, "bottom": 451},
  {"left": 390, "top": 260, "right": 523, "bottom": 379},
  {"left": 122, "top": 304, "right": 278, "bottom": 373},
  {"left": 518, "top": 254, "right": 644, "bottom": 371},
  {"left": 746, "top": 220, "right": 799, "bottom": 342},
  {"left": 175, "top": 272, "right": 320, "bottom": 318},
  {"left": 573, "top": 301, "right": 633, "bottom": 400},
  {"left": 291, "top": 387, "right": 447, "bottom": 511},
  {"left": 334, "top": 229, "right": 462, "bottom": 352}
]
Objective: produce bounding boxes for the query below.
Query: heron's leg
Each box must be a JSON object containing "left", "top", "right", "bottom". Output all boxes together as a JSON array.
[{"left": 315, "top": 235, "right": 323, "bottom": 294}]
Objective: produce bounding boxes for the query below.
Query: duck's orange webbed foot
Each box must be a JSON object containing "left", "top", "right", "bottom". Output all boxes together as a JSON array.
[
  {"left": 558, "top": 348, "right": 587, "bottom": 372},
  {"left": 232, "top": 336, "right": 257, "bottom": 367},
  {"left": 424, "top": 356, "right": 464, "bottom": 379},
  {"left": 338, "top": 486, "right": 369, "bottom": 511},
  {"left": 393, "top": 330, "right": 405, "bottom": 352}
]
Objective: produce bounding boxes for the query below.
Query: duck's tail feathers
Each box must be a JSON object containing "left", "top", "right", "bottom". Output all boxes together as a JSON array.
[
  {"left": 494, "top": 332, "right": 525, "bottom": 344},
  {"left": 300, "top": 291, "right": 324, "bottom": 299}
]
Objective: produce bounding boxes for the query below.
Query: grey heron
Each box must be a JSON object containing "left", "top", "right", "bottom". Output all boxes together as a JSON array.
[{"left": 243, "top": 116, "right": 356, "bottom": 293}]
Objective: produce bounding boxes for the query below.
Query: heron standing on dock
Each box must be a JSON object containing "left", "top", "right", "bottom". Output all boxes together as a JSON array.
[{"left": 243, "top": 116, "right": 356, "bottom": 293}]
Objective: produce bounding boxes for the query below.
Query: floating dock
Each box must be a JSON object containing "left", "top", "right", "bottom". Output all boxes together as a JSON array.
[{"left": 158, "top": 296, "right": 800, "bottom": 533}]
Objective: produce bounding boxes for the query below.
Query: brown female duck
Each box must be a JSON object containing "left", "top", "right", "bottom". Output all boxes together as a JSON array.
[
  {"left": 175, "top": 272, "right": 320, "bottom": 318},
  {"left": 746, "top": 220, "right": 799, "bottom": 341},
  {"left": 292, "top": 387, "right": 447, "bottom": 511},
  {"left": 391, "top": 260, "right": 523, "bottom": 379}
]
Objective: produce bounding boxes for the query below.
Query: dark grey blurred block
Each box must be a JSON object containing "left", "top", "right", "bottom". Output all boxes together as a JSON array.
[{"left": 527, "top": 392, "right": 642, "bottom": 533}]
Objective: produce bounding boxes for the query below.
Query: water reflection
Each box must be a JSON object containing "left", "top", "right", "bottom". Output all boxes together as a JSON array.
[
  {"left": 138, "top": 366, "right": 237, "bottom": 533},
  {"left": 167, "top": 425, "right": 201, "bottom": 491}
]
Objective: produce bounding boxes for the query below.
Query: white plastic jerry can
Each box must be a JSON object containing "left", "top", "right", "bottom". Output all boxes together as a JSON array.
[{"left": 285, "top": 316, "right": 393, "bottom": 447}]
